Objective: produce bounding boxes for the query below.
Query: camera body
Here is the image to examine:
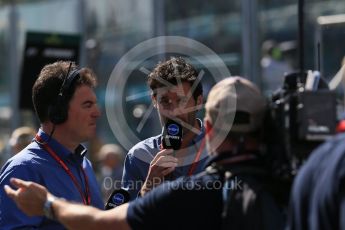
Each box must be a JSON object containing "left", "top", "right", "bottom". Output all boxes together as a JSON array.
[{"left": 266, "top": 71, "right": 337, "bottom": 180}]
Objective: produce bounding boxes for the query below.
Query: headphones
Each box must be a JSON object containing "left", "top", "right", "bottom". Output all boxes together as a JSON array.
[{"left": 48, "top": 64, "right": 81, "bottom": 125}]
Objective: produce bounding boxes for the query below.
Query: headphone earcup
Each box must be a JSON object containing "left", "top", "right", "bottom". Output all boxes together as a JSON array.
[
  {"left": 48, "top": 96, "right": 68, "bottom": 124},
  {"left": 48, "top": 67, "right": 80, "bottom": 125}
]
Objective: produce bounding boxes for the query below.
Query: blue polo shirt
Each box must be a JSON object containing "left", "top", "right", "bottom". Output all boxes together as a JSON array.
[
  {"left": 0, "top": 129, "right": 103, "bottom": 230},
  {"left": 122, "top": 119, "right": 209, "bottom": 200}
]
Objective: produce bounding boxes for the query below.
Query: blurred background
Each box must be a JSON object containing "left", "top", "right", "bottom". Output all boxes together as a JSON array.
[{"left": 0, "top": 0, "right": 344, "bottom": 187}]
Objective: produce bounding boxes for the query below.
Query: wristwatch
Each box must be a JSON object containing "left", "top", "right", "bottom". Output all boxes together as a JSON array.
[{"left": 43, "top": 196, "right": 56, "bottom": 220}]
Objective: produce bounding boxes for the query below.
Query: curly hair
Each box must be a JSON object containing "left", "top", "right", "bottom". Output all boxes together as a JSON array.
[{"left": 148, "top": 57, "right": 203, "bottom": 100}]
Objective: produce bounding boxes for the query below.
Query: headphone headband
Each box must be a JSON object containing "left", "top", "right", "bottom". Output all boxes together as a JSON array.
[{"left": 59, "top": 68, "right": 81, "bottom": 97}]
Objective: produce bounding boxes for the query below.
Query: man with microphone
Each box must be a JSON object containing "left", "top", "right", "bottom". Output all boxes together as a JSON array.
[
  {"left": 121, "top": 57, "right": 208, "bottom": 200},
  {"left": 5, "top": 76, "right": 285, "bottom": 229}
]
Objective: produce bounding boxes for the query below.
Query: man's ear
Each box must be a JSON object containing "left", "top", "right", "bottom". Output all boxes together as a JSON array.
[
  {"left": 204, "top": 118, "right": 213, "bottom": 137},
  {"left": 194, "top": 95, "right": 203, "bottom": 112}
]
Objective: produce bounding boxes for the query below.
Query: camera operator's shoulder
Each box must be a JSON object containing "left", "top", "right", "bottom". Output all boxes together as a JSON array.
[
  {"left": 305, "top": 133, "right": 345, "bottom": 167},
  {"left": 316, "top": 133, "right": 345, "bottom": 155},
  {"left": 317, "top": 133, "right": 345, "bottom": 150},
  {"left": 331, "top": 132, "right": 345, "bottom": 144}
]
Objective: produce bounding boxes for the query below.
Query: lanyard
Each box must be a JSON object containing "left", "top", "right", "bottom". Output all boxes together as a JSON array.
[
  {"left": 160, "top": 136, "right": 206, "bottom": 178},
  {"left": 187, "top": 137, "right": 206, "bottom": 176},
  {"left": 35, "top": 135, "right": 91, "bottom": 205}
]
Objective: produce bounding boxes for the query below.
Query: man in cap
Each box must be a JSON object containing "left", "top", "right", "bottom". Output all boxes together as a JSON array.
[{"left": 4, "top": 77, "right": 284, "bottom": 230}]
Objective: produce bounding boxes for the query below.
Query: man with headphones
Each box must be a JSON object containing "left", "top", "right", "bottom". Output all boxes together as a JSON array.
[{"left": 0, "top": 61, "right": 103, "bottom": 229}]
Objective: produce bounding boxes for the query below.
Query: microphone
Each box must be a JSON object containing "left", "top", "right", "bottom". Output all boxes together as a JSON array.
[
  {"left": 105, "top": 188, "right": 130, "bottom": 210},
  {"left": 161, "top": 119, "right": 183, "bottom": 150}
]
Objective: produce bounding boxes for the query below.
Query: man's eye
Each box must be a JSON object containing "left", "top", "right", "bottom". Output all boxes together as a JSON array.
[{"left": 83, "top": 102, "right": 93, "bottom": 108}]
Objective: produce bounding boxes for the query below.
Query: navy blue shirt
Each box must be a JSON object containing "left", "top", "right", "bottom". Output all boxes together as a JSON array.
[
  {"left": 0, "top": 129, "right": 103, "bottom": 230},
  {"left": 127, "top": 171, "right": 223, "bottom": 230},
  {"left": 127, "top": 154, "right": 285, "bottom": 230},
  {"left": 289, "top": 133, "right": 345, "bottom": 230}
]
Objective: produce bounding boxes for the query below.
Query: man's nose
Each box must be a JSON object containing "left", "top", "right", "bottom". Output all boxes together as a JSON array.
[
  {"left": 168, "top": 103, "right": 185, "bottom": 116},
  {"left": 93, "top": 105, "right": 101, "bottom": 118}
]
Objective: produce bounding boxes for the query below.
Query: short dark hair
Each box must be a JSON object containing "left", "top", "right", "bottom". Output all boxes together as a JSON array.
[
  {"left": 32, "top": 61, "right": 97, "bottom": 123},
  {"left": 148, "top": 57, "right": 203, "bottom": 100}
]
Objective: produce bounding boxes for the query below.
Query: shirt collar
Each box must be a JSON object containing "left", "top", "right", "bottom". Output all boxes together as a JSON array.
[
  {"left": 37, "top": 129, "right": 87, "bottom": 159},
  {"left": 193, "top": 118, "right": 205, "bottom": 143}
]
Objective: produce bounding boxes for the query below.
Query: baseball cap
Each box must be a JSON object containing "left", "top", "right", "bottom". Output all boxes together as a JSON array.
[{"left": 205, "top": 76, "right": 267, "bottom": 134}]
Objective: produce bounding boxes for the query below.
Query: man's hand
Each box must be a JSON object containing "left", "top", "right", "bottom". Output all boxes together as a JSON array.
[
  {"left": 4, "top": 178, "right": 49, "bottom": 216},
  {"left": 5, "top": 178, "right": 131, "bottom": 230},
  {"left": 140, "top": 149, "right": 178, "bottom": 197}
]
